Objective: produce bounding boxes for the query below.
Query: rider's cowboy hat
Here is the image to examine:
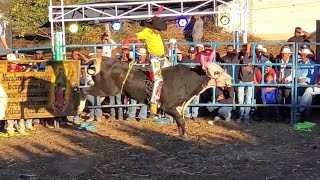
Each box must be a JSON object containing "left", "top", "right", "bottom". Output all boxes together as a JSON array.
[{"left": 140, "top": 16, "right": 167, "bottom": 31}]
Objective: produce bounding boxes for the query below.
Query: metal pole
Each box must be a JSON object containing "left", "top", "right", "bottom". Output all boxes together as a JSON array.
[
  {"left": 49, "top": 0, "right": 55, "bottom": 59},
  {"left": 243, "top": 0, "right": 249, "bottom": 43},
  {"left": 61, "top": 0, "right": 66, "bottom": 60}
]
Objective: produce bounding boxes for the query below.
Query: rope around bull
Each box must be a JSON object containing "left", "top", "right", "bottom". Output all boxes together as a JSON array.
[{"left": 120, "top": 61, "right": 136, "bottom": 94}]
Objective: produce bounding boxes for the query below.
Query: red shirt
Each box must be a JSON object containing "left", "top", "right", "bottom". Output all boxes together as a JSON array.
[{"left": 7, "top": 64, "right": 23, "bottom": 72}]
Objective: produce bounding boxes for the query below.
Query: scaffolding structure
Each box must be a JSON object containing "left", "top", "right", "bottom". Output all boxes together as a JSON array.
[{"left": 48, "top": 0, "right": 249, "bottom": 59}]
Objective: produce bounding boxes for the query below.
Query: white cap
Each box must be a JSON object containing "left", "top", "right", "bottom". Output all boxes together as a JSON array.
[
  {"left": 281, "top": 47, "right": 292, "bottom": 54},
  {"left": 299, "top": 48, "right": 312, "bottom": 55},
  {"left": 136, "top": 48, "right": 147, "bottom": 56}
]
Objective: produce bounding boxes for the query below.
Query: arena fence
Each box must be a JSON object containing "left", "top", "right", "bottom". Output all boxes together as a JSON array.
[{"left": 2, "top": 42, "right": 319, "bottom": 124}]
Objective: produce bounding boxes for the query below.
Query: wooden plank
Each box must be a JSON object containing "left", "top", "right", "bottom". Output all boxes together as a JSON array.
[{"left": 0, "top": 60, "right": 80, "bottom": 120}]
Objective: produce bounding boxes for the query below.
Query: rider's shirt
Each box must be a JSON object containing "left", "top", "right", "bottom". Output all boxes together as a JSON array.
[{"left": 136, "top": 28, "right": 164, "bottom": 56}]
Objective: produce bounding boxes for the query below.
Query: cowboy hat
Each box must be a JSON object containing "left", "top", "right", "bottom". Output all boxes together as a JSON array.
[
  {"left": 256, "top": 45, "right": 264, "bottom": 51},
  {"left": 299, "top": 48, "right": 312, "bottom": 55},
  {"left": 140, "top": 16, "right": 167, "bottom": 31},
  {"left": 281, "top": 47, "right": 292, "bottom": 54},
  {"left": 7, "top": 53, "right": 17, "bottom": 60},
  {"left": 136, "top": 48, "right": 147, "bottom": 56}
]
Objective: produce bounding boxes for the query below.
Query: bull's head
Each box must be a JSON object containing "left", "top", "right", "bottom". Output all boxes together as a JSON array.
[{"left": 87, "top": 57, "right": 102, "bottom": 76}]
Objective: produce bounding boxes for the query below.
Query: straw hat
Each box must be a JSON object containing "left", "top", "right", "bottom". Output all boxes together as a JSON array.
[{"left": 6, "top": 53, "right": 18, "bottom": 63}]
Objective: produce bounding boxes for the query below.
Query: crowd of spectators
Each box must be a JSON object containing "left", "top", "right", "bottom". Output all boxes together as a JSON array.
[{"left": 0, "top": 12, "right": 319, "bottom": 137}]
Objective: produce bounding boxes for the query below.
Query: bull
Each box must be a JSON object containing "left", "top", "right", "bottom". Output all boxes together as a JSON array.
[{"left": 85, "top": 57, "right": 232, "bottom": 140}]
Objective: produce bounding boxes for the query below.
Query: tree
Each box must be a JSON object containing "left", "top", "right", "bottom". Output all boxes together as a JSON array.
[{"left": 9, "top": 0, "right": 92, "bottom": 38}]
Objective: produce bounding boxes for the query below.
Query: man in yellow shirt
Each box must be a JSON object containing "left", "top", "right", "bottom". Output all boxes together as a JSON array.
[{"left": 123, "top": 15, "right": 170, "bottom": 114}]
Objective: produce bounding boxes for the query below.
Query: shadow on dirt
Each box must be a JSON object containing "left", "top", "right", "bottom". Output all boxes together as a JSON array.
[{"left": 0, "top": 119, "right": 319, "bottom": 180}]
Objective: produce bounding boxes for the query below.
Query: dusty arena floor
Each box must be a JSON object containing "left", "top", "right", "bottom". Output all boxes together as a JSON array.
[{"left": 0, "top": 118, "right": 319, "bottom": 180}]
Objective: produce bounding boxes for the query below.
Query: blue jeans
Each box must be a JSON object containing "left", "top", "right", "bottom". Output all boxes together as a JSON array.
[
  {"left": 87, "top": 95, "right": 102, "bottom": 119},
  {"left": 25, "top": 119, "right": 33, "bottom": 128},
  {"left": 207, "top": 103, "right": 232, "bottom": 119},
  {"left": 237, "top": 81, "right": 254, "bottom": 121},
  {"left": 128, "top": 99, "right": 148, "bottom": 119},
  {"left": 299, "top": 87, "right": 320, "bottom": 112},
  {"left": 109, "top": 94, "right": 123, "bottom": 118},
  {"left": 185, "top": 95, "right": 200, "bottom": 118}
]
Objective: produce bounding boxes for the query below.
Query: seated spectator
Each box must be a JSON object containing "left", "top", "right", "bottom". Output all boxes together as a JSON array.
[
  {"left": 296, "top": 48, "right": 318, "bottom": 119},
  {"left": 207, "top": 86, "right": 234, "bottom": 123},
  {"left": 298, "top": 70, "right": 320, "bottom": 117},
  {"left": 261, "top": 73, "right": 279, "bottom": 121}
]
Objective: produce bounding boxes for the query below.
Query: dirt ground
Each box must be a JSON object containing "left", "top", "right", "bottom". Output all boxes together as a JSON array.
[{"left": 0, "top": 117, "right": 319, "bottom": 180}]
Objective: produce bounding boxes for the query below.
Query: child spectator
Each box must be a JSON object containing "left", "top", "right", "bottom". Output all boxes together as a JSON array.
[{"left": 261, "top": 73, "right": 279, "bottom": 121}]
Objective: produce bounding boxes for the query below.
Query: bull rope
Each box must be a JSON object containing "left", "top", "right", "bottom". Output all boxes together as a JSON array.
[{"left": 120, "top": 61, "right": 136, "bottom": 94}]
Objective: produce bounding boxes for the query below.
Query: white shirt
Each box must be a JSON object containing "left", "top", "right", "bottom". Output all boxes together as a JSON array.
[
  {"left": 280, "top": 59, "right": 292, "bottom": 82},
  {"left": 102, "top": 39, "right": 117, "bottom": 58}
]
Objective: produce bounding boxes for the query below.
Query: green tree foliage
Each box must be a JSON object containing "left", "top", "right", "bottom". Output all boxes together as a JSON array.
[{"left": 9, "top": 0, "right": 93, "bottom": 38}]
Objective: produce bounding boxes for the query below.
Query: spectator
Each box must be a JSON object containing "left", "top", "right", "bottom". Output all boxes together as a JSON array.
[
  {"left": 261, "top": 73, "right": 279, "bottom": 121},
  {"left": 277, "top": 46, "right": 293, "bottom": 122},
  {"left": 101, "top": 33, "right": 117, "bottom": 58},
  {"left": 298, "top": 70, "right": 320, "bottom": 117},
  {"left": 204, "top": 42, "right": 221, "bottom": 62},
  {"left": 33, "top": 50, "right": 47, "bottom": 72},
  {"left": 180, "top": 47, "right": 198, "bottom": 64},
  {"left": 86, "top": 96, "right": 103, "bottom": 122},
  {"left": 255, "top": 45, "right": 270, "bottom": 64},
  {"left": 128, "top": 48, "right": 148, "bottom": 121},
  {"left": 207, "top": 86, "right": 234, "bottom": 123},
  {"left": 71, "top": 50, "right": 91, "bottom": 65},
  {"left": 5, "top": 54, "right": 29, "bottom": 136},
  {"left": 232, "top": 42, "right": 254, "bottom": 124},
  {"left": 119, "top": 45, "right": 133, "bottom": 62},
  {"left": 287, "top": 27, "right": 310, "bottom": 48},
  {"left": 221, "top": 45, "right": 236, "bottom": 75},
  {"left": 195, "top": 44, "right": 204, "bottom": 53},
  {"left": 167, "top": 38, "right": 182, "bottom": 62},
  {"left": 192, "top": 15, "right": 204, "bottom": 43},
  {"left": 0, "top": 13, "right": 10, "bottom": 56},
  {"left": 296, "top": 48, "right": 318, "bottom": 119}
]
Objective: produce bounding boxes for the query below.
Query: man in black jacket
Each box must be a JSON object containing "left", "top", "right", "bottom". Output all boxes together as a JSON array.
[{"left": 207, "top": 86, "right": 234, "bottom": 123}]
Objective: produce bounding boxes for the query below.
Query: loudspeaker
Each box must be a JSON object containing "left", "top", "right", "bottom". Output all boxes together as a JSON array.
[{"left": 316, "top": 20, "right": 320, "bottom": 64}]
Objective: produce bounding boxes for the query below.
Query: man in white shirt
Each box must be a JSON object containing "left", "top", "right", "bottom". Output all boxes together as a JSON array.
[
  {"left": 101, "top": 33, "right": 117, "bottom": 58},
  {"left": 277, "top": 46, "right": 293, "bottom": 122}
]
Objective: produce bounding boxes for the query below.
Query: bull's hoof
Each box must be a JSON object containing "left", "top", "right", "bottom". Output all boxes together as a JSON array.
[{"left": 179, "top": 133, "right": 189, "bottom": 141}]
